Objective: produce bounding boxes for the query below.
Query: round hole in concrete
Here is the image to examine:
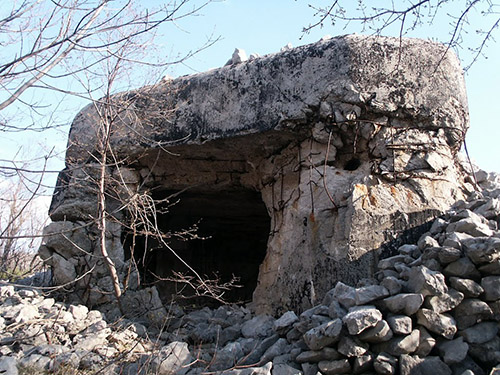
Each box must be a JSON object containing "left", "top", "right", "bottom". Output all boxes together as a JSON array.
[{"left": 344, "top": 157, "right": 361, "bottom": 171}]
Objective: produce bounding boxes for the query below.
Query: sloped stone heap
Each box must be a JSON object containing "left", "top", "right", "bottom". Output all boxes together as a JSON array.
[
  {"left": 160, "top": 171, "right": 500, "bottom": 375},
  {"left": 2, "top": 170, "right": 500, "bottom": 375}
]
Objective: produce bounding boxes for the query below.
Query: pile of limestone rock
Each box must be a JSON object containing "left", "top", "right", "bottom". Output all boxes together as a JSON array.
[{"left": 1, "top": 169, "right": 500, "bottom": 375}]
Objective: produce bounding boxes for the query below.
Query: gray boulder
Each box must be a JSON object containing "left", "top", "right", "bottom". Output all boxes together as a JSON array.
[
  {"left": 150, "top": 341, "right": 192, "bottom": 375},
  {"left": 342, "top": 305, "right": 383, "bottom": 335},
  {"left": 387, "top": 315, "right": 412, "bottom": 335},
  {"left": 0, "top": 357, "right": 18, "bottom": 375},
  {"left": 481, "top": 276, "right": 500, "bottom": 301},
  {"left": 399, "top": 354, "right": 451, "bottom": 375},
  {"left": 436, "top": 337, "right": 469, "bottom": 365},
  {"left": 425, "top": 288, "right": 464, "bottom": 313},
  {"left": 449, "top": 277, "right": 483, "bottom": 297},
  {"left": 459, "top": 322, "right": 499, "bottom": 344},
  {"left": 358, "top": 319, "right": 393, "bottom": 343},
  {"left": 416, "top": 309, "right": 457, "bottom": 339},
  {"left": 241, "top": 315, "right": 275, "bottom": 338},
  {"left": 274, "top": 311, "right": 299, "bottom": 336},
  {"left": 318, "top": 359, "right": 351, "bottom": 375},
  {"left": 408, "top": 265, "right": 448, "bottom": 296},
  {"left": 303, "top": 319, "right": 342, "bottom": 351},
  {"left": 382, "top": 293, "right": 424, "bottom": 315}
]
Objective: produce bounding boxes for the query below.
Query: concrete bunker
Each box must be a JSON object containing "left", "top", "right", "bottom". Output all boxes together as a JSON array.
[{"left": 40, "top": 35, "right": 470, "bottom": 315}]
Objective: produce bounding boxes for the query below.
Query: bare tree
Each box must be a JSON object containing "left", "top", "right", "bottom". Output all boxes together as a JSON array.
[
  {"left": 0, "top": 0, "right": 224, "bottom": 308},
  {"left": 303, "top": 0, "right": 499, "bottom": 70},
  {"left": 0, "top": 0, "right": 214, "bottom": 120},
  {"left": 0, "top": 176, "right": 47, "bottom": 280}
]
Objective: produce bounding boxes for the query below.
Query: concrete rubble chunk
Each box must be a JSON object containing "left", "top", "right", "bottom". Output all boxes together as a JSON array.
[
  {"left": 414, "top": 326, "right": 436, "bottom": 357},
  {"left": 443, "top": 232, "right": 472, "bottom": 250},
  {"left": 374, "top": 352, "right": 397, "bottom": 375},
  {"left": 300, "top": 305, "right": 329, "bottom": 320},
  {"left": 295, "top": 348, "right": 340, "bottom": 363},
  {"left": 13, "top": 304, "right": 39, "bottom": 323},
  {"left": 337, "top": 335, "right": 369, "bottom": 357},
  {"left": 450, "top": 355, "right": 486, "bottom": 375},
  {"left": 454, "top": 298, "right": 493, "bottom": 329},
  {"left": 387, "top": 315, "right": 412, "bottom": 335},
  {"left": 380, "top": 276, "right": 403, "bottom": 295},
  {"left": 398, "top": 244, "right": 420, "bottom": 257},
  {"left": 239, "top": 335, "right": 279, "bottom": 366},
  {"left": 300, "top": 363, "right": 318, "bottom": 375},
  {"left": 209, "top": 342, "right": 244, "bottom": 371},
  {"left": 303, "top": 319, "right": 342, "bottom": 351},
  {"left": 430, "top": 218, "right": 448, "bottom": 235},
  {"left": 358, "top": 319, "right": 393, "bottom": 343},
  {"left": 467, "top": 335, "right": 500, "bottom": 368},
  {"left": 318, "top": 359, "right": 351, "bottom": 375},
  {"left": 354, "top": 284, "right": 390, "bottom": 305},
  {"left": 274, "top": 311, "right": 299, "bottom": 335},
  {"left": 399, "top": 354, "right": 451, "bottom": 375},
  {"left": 481, "top": 276, "right": 500, "bottom": 301},
  {"left": 449, "top": 277, "right": 484, "bottom": 297},
  {"left": 68, "top": 304, "right": 89, "bottom": 321},
  {"left": 222, "top": 362, "right": 272, "bottom": 375},
  {"left": 489, "top": 300, "right": 500, "bottom": 321},
  {"left": 272, "top": 363, "right": 303, "bottom": 375},
  {"left": 418, "top": 235, "right": 440, "bottom": 251},
  {"left": 462, "top": 237, "right": 500, "bottom": 264},
  {"left": 382, "top": 293, "right": 424, "bottom": 316},
  {"left": 425, "top": 288, "right": 464, "bottom": 313},
  {"left": 446, "top": 217, "right": 494, "bottom": 237},
  {"left": 331, "top": 282, "right": 356, "bottom": 309},
  {"left": 0, "top": 357, "right": 18, "bottom": 375},
  {"left": 437, "top": 337, "right": 469, "bottom": 365},
  {"left": 416, "top": 309, "right": 457, "bottom": 339},
  {"left": 474, "top": 198, "right": 500, "bottom": 219},
  {"left": 342, "top": 305, "right": 383, "bottom": 335},
  {"left": 353, "top": 354, "right": 373, "bottom": 374},
  {"left": 383, "top": 329, "right": 420, "bottom": 356},
  {"left": 149, "top": 341, "right": 192, "bottom": 375},
  {"left": 459, "top": 322, "right": 499, "bottom": 344},
  {"left": 408, "top": 265, "right": 448, "bottom": 296},
  {"left": 327, "top": 300, "right": 347, "bottom": 320},
  {"left": 423, "top": 246, "right": 462, "bottom": 265},
  {"left": 443, "top": 257, "right": 481, "bottom": 279},
  {"left": 378, "top": 255, "right": 413, "bottom": 270},
  {"left": 479, "top": 260, "right": 500, "bottom": 275},
  {"left": 241, "top": 315, "right": 275, "bottom": 338},
  {"left": 259, "top": 338, "right": 289, "bottom": 365}
]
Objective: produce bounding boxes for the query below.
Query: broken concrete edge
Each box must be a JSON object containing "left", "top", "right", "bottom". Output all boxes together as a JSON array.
[
  {"left": 65, "top": 33, "right": 468, "bottom": 165},
  {"left": 40, "top": 33, "right": 471, "bottom": 316}
]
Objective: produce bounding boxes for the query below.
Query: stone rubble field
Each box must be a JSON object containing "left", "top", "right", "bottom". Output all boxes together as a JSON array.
[{"left": 2, "top": 170, "right": 500, "bottom": 375}]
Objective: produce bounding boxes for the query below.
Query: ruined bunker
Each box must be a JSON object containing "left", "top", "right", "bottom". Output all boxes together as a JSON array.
[{"left": 40, "top": 34, "right": 469, "bottom": 315}]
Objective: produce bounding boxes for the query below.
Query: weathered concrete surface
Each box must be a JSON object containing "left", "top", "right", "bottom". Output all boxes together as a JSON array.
[{"left": 41, "top": 34, "right": 469, "bottom": 315}]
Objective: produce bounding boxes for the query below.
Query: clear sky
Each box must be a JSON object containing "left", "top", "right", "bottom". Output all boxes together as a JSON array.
[{"left": 1, "top": 0, "right": 499, "bottom": 186}]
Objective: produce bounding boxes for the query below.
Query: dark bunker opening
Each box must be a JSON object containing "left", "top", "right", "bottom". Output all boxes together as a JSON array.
[{"left": 124, "top": 188, "right": 271, "bottom": 306}]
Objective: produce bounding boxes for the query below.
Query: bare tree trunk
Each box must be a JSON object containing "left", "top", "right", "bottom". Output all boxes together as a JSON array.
[{"left": 97, "top": 96, "right": 123, "bottom": 312}]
